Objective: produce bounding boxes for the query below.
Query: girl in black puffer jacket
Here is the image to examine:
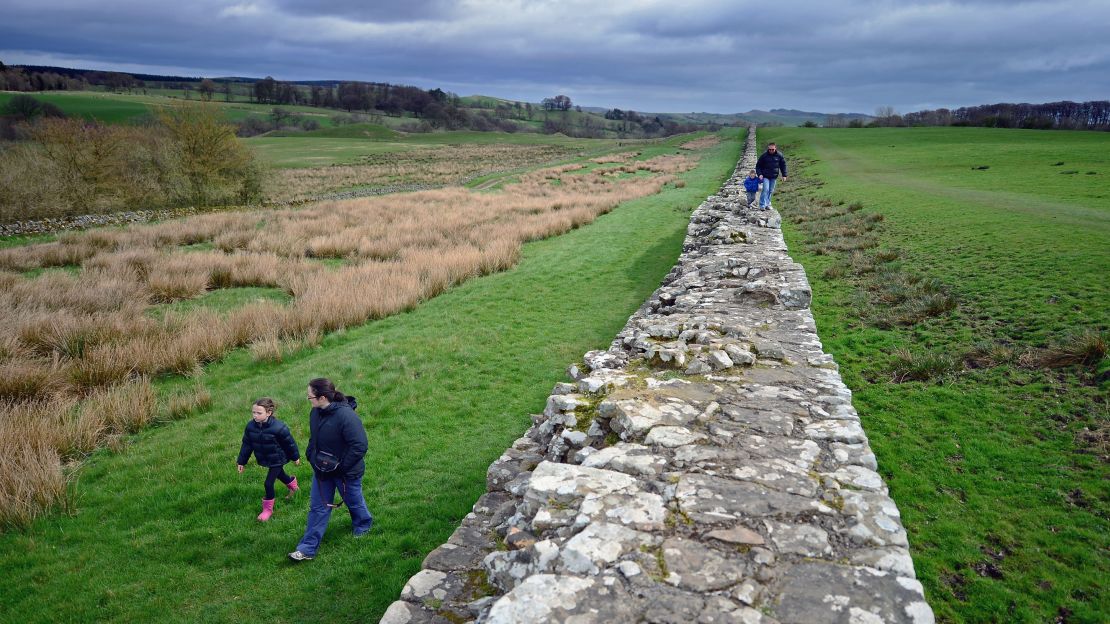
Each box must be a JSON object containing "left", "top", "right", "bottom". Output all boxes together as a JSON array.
[{"left": 237, "top": 398, "right": 301, "bottom": 522}]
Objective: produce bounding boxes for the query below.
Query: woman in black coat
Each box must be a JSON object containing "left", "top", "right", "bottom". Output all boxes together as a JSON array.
[
  {"left": 288, "top": 378, "right": 372, "bottom": 561},
  {"left": 237, "top": 398, "right": 301, "bottom": 522}
]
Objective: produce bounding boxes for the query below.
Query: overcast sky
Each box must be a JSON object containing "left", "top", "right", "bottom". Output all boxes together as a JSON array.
[{"left": 2, "top": 0, "right": 1107, "bottom": 114}]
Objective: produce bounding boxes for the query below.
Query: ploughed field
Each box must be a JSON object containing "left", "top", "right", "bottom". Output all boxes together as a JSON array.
[
  {"left": 0, "top": 129, "right": 740, "bottom": 622},
  {"left": 761, "top": 126, "right": 1108, "bottom": 623}
]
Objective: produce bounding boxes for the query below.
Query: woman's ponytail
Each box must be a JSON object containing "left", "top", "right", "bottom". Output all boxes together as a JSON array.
[{"left": 308, "top": 378, "right": 346, "bottom": 403}]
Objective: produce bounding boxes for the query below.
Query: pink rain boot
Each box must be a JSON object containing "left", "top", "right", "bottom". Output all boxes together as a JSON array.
[
  {"left": 284, "top": 477, "right": 299, "bottom": 500},
  {"left": 257, "top": 498, "right": 274, "bottom": 522}
]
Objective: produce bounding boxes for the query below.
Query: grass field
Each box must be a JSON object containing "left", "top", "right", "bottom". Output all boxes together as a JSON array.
[
  {"left": 760, "top": 126, "right": 1108, "bottom": 623},
  {"left": 246, "top": 129, "right": 628, "bottom": 169},
  {"left": 0, "top": 131, "right": 743, "bottom": 622},
  {"left": 0, "top": 91, "right": 156, "bottom": 124},
  {"left": 0, "top": 91, "right": 337, "bottom": 127}
]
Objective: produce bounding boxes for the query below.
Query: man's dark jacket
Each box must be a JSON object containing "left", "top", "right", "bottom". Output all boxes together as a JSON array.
[
  {"left": 756, "top": 150, "right": 788, "bottom": 179},
  {"left": 237, "top": 417, "right": 299, "bottom": 468},
  {"left": 306, "top": 397, "right": 367, "bottom": 478}
]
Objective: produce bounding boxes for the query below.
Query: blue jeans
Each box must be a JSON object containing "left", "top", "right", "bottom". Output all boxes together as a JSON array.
[
  {"left": 760, "top": 177, "right": 778, "bottom": 208},
  {"left": 295, "top": 473, "right": 373, "bottom": 556}
]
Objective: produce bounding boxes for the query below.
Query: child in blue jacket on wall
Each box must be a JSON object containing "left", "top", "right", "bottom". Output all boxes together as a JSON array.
[
  {"left": 743, "top": 170, "right": 761, "bottom": 208},
  {"left": 237, "top": 398, "right": 301, "bottom": 522}
]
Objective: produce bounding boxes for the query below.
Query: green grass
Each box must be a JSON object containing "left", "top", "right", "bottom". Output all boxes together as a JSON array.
[
  {"left": 761, "top": 126, "right": 1109, "bottom": 623},
  {"left": 0, "top": 233, "right": 56, "bottom": 248},
  {"left": 0, "top": 91, "right": 155, "bottom": 124},
  {"left": 0, "top": 91, "right": 336, "bottom": 127},
  {"left": 147, "top": 287, "right": 292, "bottom": 319},
  {"left": 0, "top": 131, "right": 744, "bottom": 623}
]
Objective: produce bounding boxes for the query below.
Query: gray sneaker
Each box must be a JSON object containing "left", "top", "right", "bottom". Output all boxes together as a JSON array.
[{"left": 288, "top": 550, "right": 314, "bottom": 561}]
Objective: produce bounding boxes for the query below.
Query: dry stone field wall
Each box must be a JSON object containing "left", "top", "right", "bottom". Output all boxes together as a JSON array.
[{"left": 382, "top": 129, "right": 935, "bottom": 624}]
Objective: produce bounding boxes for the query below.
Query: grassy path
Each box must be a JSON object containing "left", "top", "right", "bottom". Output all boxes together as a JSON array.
[
  {"left": 0, "top": 134, "right": 742, "bottom": 623},
  {"left": 762, "top": 127, "right": 1108, "bottom": 623}
]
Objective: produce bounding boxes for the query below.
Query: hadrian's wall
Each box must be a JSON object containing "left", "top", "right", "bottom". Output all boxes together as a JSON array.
[{"left": 381, "top": 128, "right": 936, "bottom": 624}]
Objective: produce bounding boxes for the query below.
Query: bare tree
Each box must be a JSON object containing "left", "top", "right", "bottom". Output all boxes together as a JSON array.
[{"left": 199, "top": 79, "right": 216, "bottom": 101}]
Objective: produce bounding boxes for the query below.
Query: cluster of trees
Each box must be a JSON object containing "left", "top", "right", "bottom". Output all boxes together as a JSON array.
[
  {"left": 250, "top": 78, "right": 560, "bottom": 134},
  {"left": 1, "top": 94, "right": 70, "bottom": 140},
  {"left": 1, "top": 101, "right": 260, "bottom": 221},
  {"left": 250, "top": 76, "right": 454, "bottom": 115},
  {"left": 458, "top": 99, "right": 536, "bottom": 121},
  {"left": 235, "top": 107, "right": 322, "bottom": 136},
  {"left": 0, "top": 61, "right": 148, "bottom": 92},
  {"left": 541, "top": 95, "right": 573, "bottom": 111},
  {"left": 0, "top": 62, "right": 87, "bottom": 92},
  {"left": 902, "top": 101, "right": 1110, "bottom": 130},
  {"left": 835, "top": 101, "right": 1110, "bottom": 131},
  {"left": 599, "top": 108, "right": 712, "bottom": 138},
  {"left": 824, "top": 114, "right": 871, "bottom": 128}
]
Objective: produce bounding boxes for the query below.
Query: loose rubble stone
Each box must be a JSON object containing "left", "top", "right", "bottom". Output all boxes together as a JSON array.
[
  {"left": 423, "top": 542, "right": 485, "bottom": 572},
  {"left": 645, "top": 426, "right": 708, "bottom": 448},
  {"left": 662, "top": 537, "right": 747, "bottom": 591},
  {"left": 825, "top": 465, "right": 887, "bottom": 492},
  {"left": 559, "top": 522, "right": 655, "bottom": 575},
  {"left": 676, "top": 473, "right": 820, "bottom": 524},
  {"left": 380, "top": 600, "right": 438, "bottom": 624},
  {"left": 706, "top": 525, "right": 765, "bottom": 546},
  {"left": 522, "top": 461, "right": 637, "bottom": 513},
  {"left": 485, "top": 574, "right": 638, "bottom": 624},
  {"left": 504, "top": 527, "right": 537, "bottom": 551},
  {"left": 772, "top": 563, "right": 934, "bottom": 624},
  {"left": 578, "top": 490, "right": 667, "bottom": 531},
  {"left": 764, "top": 521, "right": 833, "bottom": 557},
  {"left": 804, "top": 420, "right": 867, "bottom": 444},
  {"left": 581, "top": 443, "right": 668, "bottom": 476}
]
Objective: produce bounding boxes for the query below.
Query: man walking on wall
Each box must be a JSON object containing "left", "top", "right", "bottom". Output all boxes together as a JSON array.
[{"left": 756, "top": 142, "right": 788, "bottom": 210}]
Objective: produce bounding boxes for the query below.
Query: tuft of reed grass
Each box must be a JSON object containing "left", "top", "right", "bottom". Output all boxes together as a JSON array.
[
  {"left": 163, "top": 383, "right": 212, "bottom": 421},
  {"left": 874, "top": 249, "right": 900, "bottom": 263},
  {"left": 0, "top": 360, "right": 63, "bottom": 401},
  {"left": 964, "top": 341, "right": 1018, "bottom": 369},
  {"left": 147, "top": 256, "right": 210, "bottom": 303},
  {"left": 889, "top": 348, "right": 961, "bottom": 382},
  {"left": 0, "top": 425, "right": 70, "bottom": 530},
  {"left": 1026, "top": 331, "right": 1108, "bottom": 370}
]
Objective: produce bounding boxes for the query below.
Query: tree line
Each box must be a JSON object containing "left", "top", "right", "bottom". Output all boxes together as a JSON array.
[
  {"left": 0, "top": 61, "right": 153, "bottom": 93},
  {"left": 1, "top": 60, "right": 714, "bottom": 139},
  {"left": 862, "top": 100, "right": 1110, "bottom": 131}
]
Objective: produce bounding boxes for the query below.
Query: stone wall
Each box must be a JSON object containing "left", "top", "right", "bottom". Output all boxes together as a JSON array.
[{"left": 381, "top": 128, "right": 935, "bottom": 624}]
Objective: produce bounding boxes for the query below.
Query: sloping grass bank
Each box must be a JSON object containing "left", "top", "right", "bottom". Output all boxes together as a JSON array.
[
  {"left": 761, "top": 126, "right": 1108, "bottom": 623},
  {"left": 0, "top": 132, "right": 743, "bottom": 622}
]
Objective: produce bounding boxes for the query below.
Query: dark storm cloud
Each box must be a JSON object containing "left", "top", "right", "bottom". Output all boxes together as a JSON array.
[{"left": 2, "top": 0, "right": 1107, "bottom": 114}]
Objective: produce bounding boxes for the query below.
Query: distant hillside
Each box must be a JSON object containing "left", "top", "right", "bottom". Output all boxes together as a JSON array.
[
  {"left": 662, "top": 109, "right": 872, "bottom": 127},
  {"left": 13, "top": 64, "right": 202, "bottom": 83},
  {"left": 586, "top": 106, "right": 871, "bottom": 127}
]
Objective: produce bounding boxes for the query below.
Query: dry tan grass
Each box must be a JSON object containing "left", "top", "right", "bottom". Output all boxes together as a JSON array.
[
  {"left": 0, "top": 150, "right": 701, "bottom": 527},
  {"left": 267, "top": 143, "right": 578, "bottom": 203},
  {"left": 680, "top": 136, "right": 720, "bottom": 150},
  {"left": 0, "top": 401, "right": 72, "bottom": 529},
  {"left": 0, "top": 379, "right": 158, "bottom": 528}
]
